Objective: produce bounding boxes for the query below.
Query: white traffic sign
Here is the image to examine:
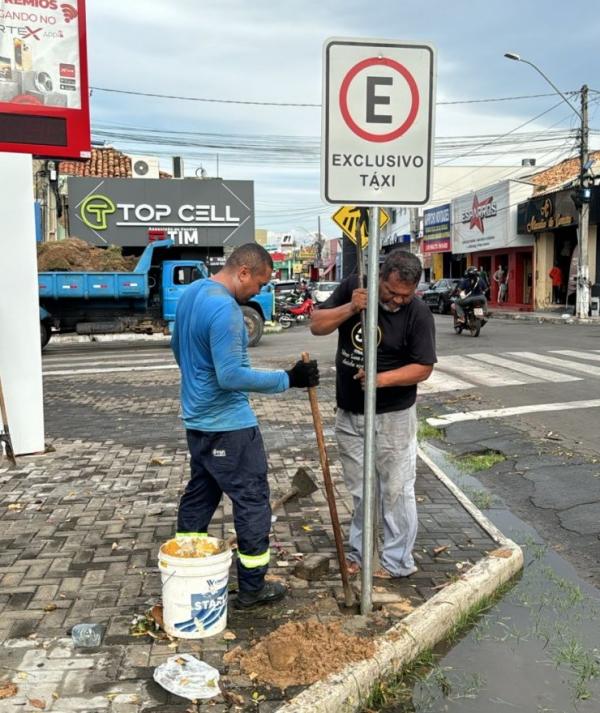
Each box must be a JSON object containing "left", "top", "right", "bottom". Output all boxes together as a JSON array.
[{"left": 322, "top": 37, "right": 436, "bottom": 206}]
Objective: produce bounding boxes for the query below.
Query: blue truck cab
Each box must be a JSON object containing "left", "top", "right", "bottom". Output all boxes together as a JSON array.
[{"left": 38, "top": 239, "right": 274, "bottom": 349}]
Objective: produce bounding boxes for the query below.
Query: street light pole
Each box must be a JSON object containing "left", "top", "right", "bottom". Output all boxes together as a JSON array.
[{"left": 504, "top": 54, "right": 591, "bottom": 318}]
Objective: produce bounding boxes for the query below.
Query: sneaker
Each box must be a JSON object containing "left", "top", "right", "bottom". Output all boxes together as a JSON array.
[{"left": 234, "top": 581, "right": 286, "bottom": 609}]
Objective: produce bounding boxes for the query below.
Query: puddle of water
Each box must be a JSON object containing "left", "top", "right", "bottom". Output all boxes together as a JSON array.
[{"left": 376, "top": 444, "right": 600, "bottom": 713}]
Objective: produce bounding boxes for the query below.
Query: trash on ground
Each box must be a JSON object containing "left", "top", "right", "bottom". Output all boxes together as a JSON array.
[
  {"left": 489, "top": 547, "right": 513, "bottom": 559},
  {"left": 153, "top": 654, "right": 220, "bottom": 700},
  {"left": 71, "top": 623, "right": 104, "bottom": 647},
  {"left": 0, "top": 682, "right": 18, "bottom": 700}
]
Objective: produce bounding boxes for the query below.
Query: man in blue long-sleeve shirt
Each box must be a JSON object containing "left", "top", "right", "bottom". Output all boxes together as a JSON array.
[{"left": 172, "top": 243, "right": 319, "bottom": 609}]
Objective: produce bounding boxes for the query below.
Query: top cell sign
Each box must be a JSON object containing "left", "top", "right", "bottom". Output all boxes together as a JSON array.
[
  {"left": 0, "top": 0, "right": 90, "bottom": 158},
  {"left": 322, "top": 37, "right": 436, "bottom": 206}
]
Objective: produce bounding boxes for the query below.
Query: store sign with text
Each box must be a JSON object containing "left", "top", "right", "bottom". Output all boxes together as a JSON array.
[
  {"left": 517, "top": 189, "right": 579, "bottom": 234},
  {"left": 422, "top": 202, "right": 450, "bottom": 253},
  {"left": 452, "top": 180, "right": 533, "bottom": 254},
  {"left": 67, "top": 177, "right": 254, "bottom": 247}
]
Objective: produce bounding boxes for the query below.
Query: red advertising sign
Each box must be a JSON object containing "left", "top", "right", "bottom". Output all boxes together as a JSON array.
[
  {"left": 0, "top": 0, "right": 90, "bottom": 158},
  {"left": 422, "top": 238, "right": 451, "bottom": 253}
]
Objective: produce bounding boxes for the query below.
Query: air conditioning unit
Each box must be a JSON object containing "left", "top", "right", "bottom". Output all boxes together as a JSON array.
[{"left": 128, "top": 155, "right": 160, "bottom": 179}]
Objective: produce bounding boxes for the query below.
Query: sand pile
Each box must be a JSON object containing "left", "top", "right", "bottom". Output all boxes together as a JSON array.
[
  {"left": 37, "top": 238, "right": 137, "bottom": 272},
  {"left": 238, "top": 618, "right": 375, "bottom": 689}
]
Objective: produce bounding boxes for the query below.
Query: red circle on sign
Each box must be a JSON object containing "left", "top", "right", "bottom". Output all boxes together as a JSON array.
[{"left": 339, "top": 57, "right": 419, "bottom": 143}]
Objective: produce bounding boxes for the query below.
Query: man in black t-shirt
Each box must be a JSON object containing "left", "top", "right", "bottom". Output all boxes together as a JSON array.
[{"left": 311, "top": 250, "right": 436, "bottom": 579}]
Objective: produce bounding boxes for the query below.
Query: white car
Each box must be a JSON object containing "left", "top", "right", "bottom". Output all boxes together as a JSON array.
[{"left": 312, "top": 281, "right": 340, "bottom": 304}]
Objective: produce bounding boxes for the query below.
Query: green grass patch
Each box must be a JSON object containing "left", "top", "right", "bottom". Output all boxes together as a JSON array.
[
  {"left": 453, "top": 451, "right": 506, "bottom": 472},
  {"left": 418, "top": 418, "right": 444, "bottom": 442},
  {"left": 462, "top": 487, "right": 493, "bottom": 510}
]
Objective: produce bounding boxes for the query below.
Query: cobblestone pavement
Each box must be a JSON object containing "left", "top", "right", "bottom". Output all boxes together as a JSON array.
[{"left": 0, "top": 352, "right": 496, "bottom": 712}]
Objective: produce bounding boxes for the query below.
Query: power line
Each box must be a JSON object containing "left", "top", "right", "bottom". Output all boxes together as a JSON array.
[{"left": 90, "top": 85, "right": 582, "bottom": 109}]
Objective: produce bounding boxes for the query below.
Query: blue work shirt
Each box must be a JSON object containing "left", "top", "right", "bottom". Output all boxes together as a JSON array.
[{"left": 172, "top": 279, "right": 289, "bottom": 432}]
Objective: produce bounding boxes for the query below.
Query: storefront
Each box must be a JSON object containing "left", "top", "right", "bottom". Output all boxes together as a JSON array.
[
  {"left": 517, "top": 188, "right": 600, "bottom": 310},
  {"left": 422, "top": 203, "right": 465, "bottom": 280},
  {"left": 452, "top": 180, "right": 534, "bottom": 310}
]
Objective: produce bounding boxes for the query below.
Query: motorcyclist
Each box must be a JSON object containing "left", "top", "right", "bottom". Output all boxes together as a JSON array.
[{"left": 454, "top": 267, "right": 487, "bottom": 323}]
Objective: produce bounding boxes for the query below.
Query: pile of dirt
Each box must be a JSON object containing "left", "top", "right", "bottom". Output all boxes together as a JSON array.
[
  {"left": 37, "top": 238, "right": 137, "bottom": 272},
  {"left": 239, "top": 618, "right": 376, "bottom": 689}
]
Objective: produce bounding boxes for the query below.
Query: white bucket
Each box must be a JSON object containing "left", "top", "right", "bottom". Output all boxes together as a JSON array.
[{"left": 158, "top": 537, "right": 233, "bottom": 639}]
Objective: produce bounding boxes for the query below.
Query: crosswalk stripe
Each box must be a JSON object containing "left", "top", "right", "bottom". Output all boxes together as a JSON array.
[
  {"left": 42, "top": 357, "right": 175, "bottom": 369},
  {"left": 418, "top": 370, "right": 474, "bottom": 393},
  {"left": 437, "top": 354, "right": 531, "bottom": 387},
  {"left": 506, "top": 351, "right": 600, "bottom": 377},
  {"left": 43, "top": 364, "right": 179, "bottom": 376},
  {"left": 468, "top": 352, "right": 581, "bottom": 383},
  {"left": 550, "top": 350, "right": 600, "bottom": 363}
]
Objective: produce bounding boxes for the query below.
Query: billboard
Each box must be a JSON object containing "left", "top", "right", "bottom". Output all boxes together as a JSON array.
[
  {"left": 0, "top": 0, "right": 90, "bottom": 157},
  {"left": 67, "top": 177, "right": 255, "bottom": 248},
  {"left": 422, "top": 203, "right": 450, "bottom": 253},
  {"left": 452, "top": 180, "right": 533, "bottom": 254}
]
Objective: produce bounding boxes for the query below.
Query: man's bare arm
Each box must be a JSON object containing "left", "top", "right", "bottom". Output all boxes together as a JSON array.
[
  {"left": 310, "top": 288, "right": 367, "bottom": 336},
  {"left": 354, "top": 363, "right": 434, "bottom": 388}
]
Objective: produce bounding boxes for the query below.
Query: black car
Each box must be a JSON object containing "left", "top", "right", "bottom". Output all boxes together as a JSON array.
[{"left": 422, "top": 278, "right": 460, "bottom": 314}]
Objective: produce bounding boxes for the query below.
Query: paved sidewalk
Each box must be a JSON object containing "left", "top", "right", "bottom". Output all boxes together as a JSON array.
[
  {"left": 488, "top": 307, "right": 600, "bottom": 324},
  {"left": 0, "top": 357, "right": 498, "bottom": 712}
]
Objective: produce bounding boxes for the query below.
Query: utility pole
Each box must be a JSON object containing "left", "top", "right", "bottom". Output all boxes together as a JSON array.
[
  {"left": 577, "top": 84, "right": 591, "bottom": 320},
  {"left": 409, "top": 208, "right": 419, "bottom": 254}
]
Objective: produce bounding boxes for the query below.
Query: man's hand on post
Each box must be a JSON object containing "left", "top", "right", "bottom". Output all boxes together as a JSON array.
[
  {"left": 351, "top": 288, "right": 367, "bottom": 314},
  {"left": 286, "top": 359, "right": 320, "bottom": 388}
]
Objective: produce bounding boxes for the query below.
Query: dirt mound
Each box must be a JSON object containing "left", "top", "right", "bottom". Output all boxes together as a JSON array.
[
  {"left": 239, "top": 618, "right": 375, "bottom": 689},
  {"left": 37, "top": 238, "right": 137, "bottom": 272}
]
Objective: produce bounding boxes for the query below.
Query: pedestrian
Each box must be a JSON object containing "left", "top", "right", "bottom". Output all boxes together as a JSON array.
[
  {"left": 310, "top": 250, "right": 436, "bottom": 579},
  {"left": 549, "top": 263, "right": 563, "bottom": 304},
  {"left": 478, "top": 265, "right": 490, "bottom": 299},
  {"left": 493, "top": 265, "right": 507, "bottom": 303},
  {"left": 172, "top": 243, "right": 319, "bottom": 609}
]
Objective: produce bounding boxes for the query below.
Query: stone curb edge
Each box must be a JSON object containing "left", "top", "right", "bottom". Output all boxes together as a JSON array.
[{"left": 278, "top": 446, "right": 524, "bottom": 713}]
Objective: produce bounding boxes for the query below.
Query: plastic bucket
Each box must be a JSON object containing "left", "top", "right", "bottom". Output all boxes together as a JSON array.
[{"left": 158, "top": 537, "right": 233, "bottom": 639}]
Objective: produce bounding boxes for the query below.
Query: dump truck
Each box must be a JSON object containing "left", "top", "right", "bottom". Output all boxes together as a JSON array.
[{"left": 38, "top": 239, "right": 273, "bottom": 349}]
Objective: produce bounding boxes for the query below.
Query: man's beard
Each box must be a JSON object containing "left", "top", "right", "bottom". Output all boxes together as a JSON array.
[{"left": 380, "top": 301, "right": 401, "bottom": 313}]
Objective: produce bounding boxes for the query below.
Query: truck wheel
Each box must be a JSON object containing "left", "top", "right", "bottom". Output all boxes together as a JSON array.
[
  {"left": 241, "top": 306, "right": 264, "bottom": 347},
  {"left": 40, "top": 322, "right": 51, "bottom": 350}
]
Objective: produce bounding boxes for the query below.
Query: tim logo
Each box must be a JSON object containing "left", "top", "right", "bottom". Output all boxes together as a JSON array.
[
  {"left": 60, "top": 3, "right": 78, "bottom": 23},
  {"left": 80, "top": 194, "right": 116, "bottom": 230}
]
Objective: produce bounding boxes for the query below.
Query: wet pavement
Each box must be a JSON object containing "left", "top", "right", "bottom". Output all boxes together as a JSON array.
[{"left": 0, "top": 342, "right": 499, "bottom": 712}]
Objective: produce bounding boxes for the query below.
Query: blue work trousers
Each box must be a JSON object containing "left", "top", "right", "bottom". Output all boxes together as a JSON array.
[{"left": 177, "top": 427, "right": 271, "bottom": 592}]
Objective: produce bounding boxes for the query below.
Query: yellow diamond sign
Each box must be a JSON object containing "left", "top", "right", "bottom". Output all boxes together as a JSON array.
[{"left": 331, "top": 206, "right": 389, "bottom": 248}]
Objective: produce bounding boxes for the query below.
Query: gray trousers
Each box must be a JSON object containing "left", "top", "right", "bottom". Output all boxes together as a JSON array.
[{"left": 335, "top": 405, "right": 418, "bottom": 576}]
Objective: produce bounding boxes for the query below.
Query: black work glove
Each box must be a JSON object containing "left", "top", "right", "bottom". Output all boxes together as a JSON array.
[{"left": 286, "top": 359, "right": 320, "bottom": 388}]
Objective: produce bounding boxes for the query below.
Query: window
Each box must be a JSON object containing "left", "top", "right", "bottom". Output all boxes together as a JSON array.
[{"left": 174, "top": 266, "right": 201, "bottom": 285}]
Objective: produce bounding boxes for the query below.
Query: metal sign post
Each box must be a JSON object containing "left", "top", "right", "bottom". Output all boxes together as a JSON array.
[
  {"left": 321, "top": 36, "right": 436, "bottom": 615},
  {"left": 360, "top": 207, "right": 381, "bottom": 612}
]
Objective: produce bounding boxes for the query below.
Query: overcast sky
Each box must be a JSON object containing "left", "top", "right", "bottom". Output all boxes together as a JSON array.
[{"left": 86, "top": 1, "right": 600, "bottom": 237}]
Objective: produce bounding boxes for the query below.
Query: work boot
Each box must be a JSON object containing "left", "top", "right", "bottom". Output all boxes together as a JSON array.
[{"left": 234, "top": 581, "right": 286, "bottom": 609}]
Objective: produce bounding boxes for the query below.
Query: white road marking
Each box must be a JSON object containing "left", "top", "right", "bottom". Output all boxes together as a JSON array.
[
  {"left": 550, "top": 350, "right": 600, "bottom": 363},
  {"left": 42, "top": 357, "right": 175, "bottom": 369},
  {"left": 427, "top": 399, "right": 600, "bottom": 427},
  {"left": 418, "top": 370, "right": 474, "bottom": 393},
  {"left": 437, "top": 355, "right": 531, "bottom": 387},
  {"left": 42, "top": 350, "right": 171, "bottom": 364},
  {"left": 43, "top": 364, "right": 179, "bottom": 376},
  {"left": 506, "top": 351, "right": 600, "bottom": 378},
  {"left": 467, "top": 353, "right": 581, "bottom": 383}
]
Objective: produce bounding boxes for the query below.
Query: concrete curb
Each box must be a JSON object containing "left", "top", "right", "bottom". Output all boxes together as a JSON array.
[
  {"left": 279, "top": 447, "right": 523, "bottom": 713},
  {"left": 488, "top": 311, "right": 600, "bottom": 325}
]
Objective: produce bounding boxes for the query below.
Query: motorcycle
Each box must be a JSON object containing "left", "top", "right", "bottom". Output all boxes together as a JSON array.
[
  {"left": 450, "top": 294, "right": 487, "bottom": 337},
  {"left": 278, "top": 297, "right": 314, "bottom": 329}
]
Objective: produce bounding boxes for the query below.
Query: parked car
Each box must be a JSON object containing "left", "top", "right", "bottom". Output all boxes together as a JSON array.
[
  {"left": 415, "top": 281, "right": 431, "bottom": 299},
  {"left": 422, "top": 278, "right": 461, "bottom": 314},
  {"left": 312, "top": 281, "right": 340, "bottom": 304}
]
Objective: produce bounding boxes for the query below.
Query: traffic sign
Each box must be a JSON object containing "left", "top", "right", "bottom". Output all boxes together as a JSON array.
[
  {"left": 332, "top": 205, "right": 389, "bottom": 247},
  {"left": 322, "top": 37, "right": 436, "bottom": 206}
]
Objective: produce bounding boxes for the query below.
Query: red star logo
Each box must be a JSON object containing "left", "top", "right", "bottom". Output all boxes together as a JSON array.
[{"left": 469, "top": 194, "right": 493, "bottom": 233}]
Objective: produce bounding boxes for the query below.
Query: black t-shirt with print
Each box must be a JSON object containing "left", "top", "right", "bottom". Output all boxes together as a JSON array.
[{"left": 319, "top": 275, "right": 437, "bottom": 414}]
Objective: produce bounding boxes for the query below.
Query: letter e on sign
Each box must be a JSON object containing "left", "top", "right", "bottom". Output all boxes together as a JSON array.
[{"left": 322, "top": 37, "right": 436, "bottom": 205}]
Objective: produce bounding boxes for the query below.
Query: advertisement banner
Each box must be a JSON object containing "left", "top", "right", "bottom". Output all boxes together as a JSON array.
[
  {"left": 452, "top": 180, "right": 532, "bottom": 254},
  {"left": 422, "top": 203, "right": 450, "bottom": 253},
  {"left": 517, "top": 189, "right": 578, "bottom": 234},
  {"left": 0, "top": 0, "right": 82, "bottom": 109},
  {"left": 67, "top": 177, "right": 255, "bottom": 248}
]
